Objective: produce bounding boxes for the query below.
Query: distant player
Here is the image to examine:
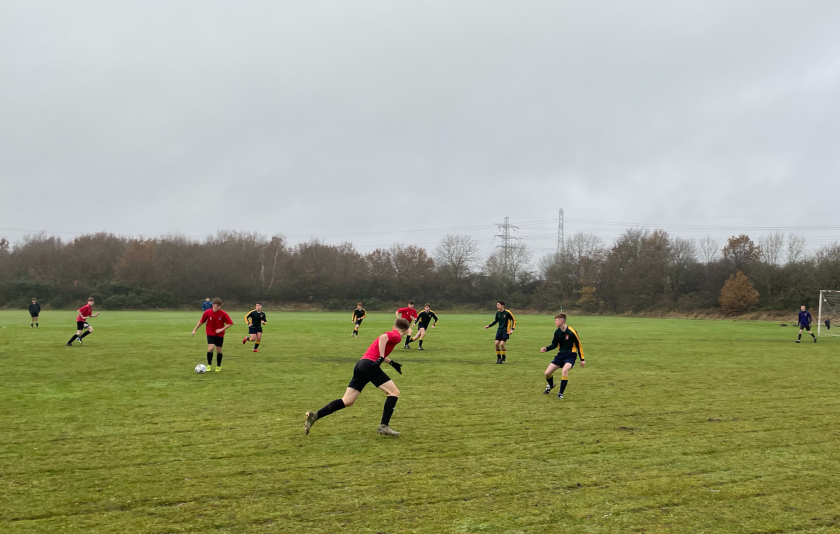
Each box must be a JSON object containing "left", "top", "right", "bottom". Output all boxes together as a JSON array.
[
  {"left": 242, "top": 303, "right": 267, "bottom": 352},
  {"left": 351, "top": 303, "right": 366, "bottom": 337},
  {"left": 540, "top": 313, "right": 585, "bottom": 399},
  {"left": 66, "top": 297, "right": 98, "bottom": 346},
  {"left": 406, "top": 303, "right": 438, "bottom": 350},
  {"left": 396, "top": 300, "right": 418, "bottom": 349},
  {"left": 484, "top": 300, "right": 516, "bottom": 363},
  {"left": 202, "top": 298, "right": 213, "bottom": 311},
  {"left": 797, "top": 305, "right": 817, "bottom": 343},
  {"left": 191, "top": 298, "right": 234, "bottom": 371},
  {"left": 304, "top": 318, "right": 408, "bottom": 437},
  {"left": 29, "top": 297, "right": 41, "bottom": 328}
]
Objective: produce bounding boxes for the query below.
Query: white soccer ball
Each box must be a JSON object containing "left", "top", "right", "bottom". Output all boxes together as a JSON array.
[{"left": 195, "top": 364, "right": 207, "bottom": 374}]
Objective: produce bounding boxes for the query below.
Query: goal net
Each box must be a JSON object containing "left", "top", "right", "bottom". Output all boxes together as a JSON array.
[{"left": 818, "top": 290, "right": 840, "bottom": 337}]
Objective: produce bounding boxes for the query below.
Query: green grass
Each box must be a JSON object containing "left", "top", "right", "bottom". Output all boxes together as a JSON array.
[{"left": 2, "top": 310, "right": 839, "bottom": 533}]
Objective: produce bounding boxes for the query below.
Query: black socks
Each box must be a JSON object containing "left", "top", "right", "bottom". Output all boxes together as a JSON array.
[
  {"left": 317, "top": 399, "right": 346, "bottom": 419},
  {"left": 546, "top": 376, "right": 555, "bottom": 387},
  {"left": 381, "top": 396, "right": 399, "bottom": 426},
  {"left": 79, "top": 331, "right": 91, "bottom": 339},
  {"left": 254, "top": 343, "right": 260, "bottom": 350},
  {"left": 560, "top": 378, "right": 569, "bottom": 394},
  {"left": 68, "top": 334, "right": 78, "bottom": 343},
  {"left": 207, "top": 351, "right": 213, "bottom": 365},
  {"left": 216, "top": 353, "right": 223, "bottom": 367},
  {"left": 418, "top": 340, "right": 423, "bottom": 348}
]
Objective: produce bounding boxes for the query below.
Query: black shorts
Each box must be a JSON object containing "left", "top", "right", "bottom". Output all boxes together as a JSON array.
[
  {"left": 30, "top": 313, "right": 39, "bottom": 318},
  {"left": 417, "top": 323, "right": 430, "bottom": 331},
  {"left": 355, "top": 319, "right": 363, "bottom": 326},
  {"left": 248, "top": 326, "right": 262, "bottom": 335},
  {"left": 76, "top": 321, "right": 90, "bottom": 330},
  {"left": 495, "top": 331, "right": 510, "bottom": 341},
  {"left": 551, "top": 354, "right": 577, "bottom": 367},
  {"left": 801, "top": 325, "right": 811, "bottom": 332},
  {"left": 206, "top": 335, "right": 225, "bottom": 347},
  {"left": 347, "top": 359, "right": 392, "bottom": 392}
]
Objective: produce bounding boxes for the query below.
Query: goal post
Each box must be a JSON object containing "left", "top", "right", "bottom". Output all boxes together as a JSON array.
[{"left": 818, "top": 290, "right": 840, "bottom": 337}]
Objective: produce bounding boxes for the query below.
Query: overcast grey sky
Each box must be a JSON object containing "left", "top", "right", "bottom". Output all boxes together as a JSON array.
[{"left": 1, "top": 0, "right": 839, "bottom": 259}]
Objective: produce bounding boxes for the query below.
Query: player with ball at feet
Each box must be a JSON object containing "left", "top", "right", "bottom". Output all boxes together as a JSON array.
[
  {"left": 304, "top": 318, "right": 409, "bottom": 437},
  {"left": 540, "top": 313, "right": 585, "bottom": 399}
]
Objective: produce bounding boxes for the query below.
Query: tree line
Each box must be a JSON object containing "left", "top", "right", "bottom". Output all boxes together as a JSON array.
[{"left": 0, "top": 230, "right": 838, "bottom": 313}]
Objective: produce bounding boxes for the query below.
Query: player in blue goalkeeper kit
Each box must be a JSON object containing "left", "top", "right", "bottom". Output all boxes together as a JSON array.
[{"left": 797, "top": 305, "right": 817, "bottom": 343}]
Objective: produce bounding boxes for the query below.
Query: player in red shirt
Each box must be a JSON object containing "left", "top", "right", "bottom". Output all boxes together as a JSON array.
[
  {"left": 191, "top": 298, "right": 234, "bottom": 372},
  {"left": 304, "top": 318, "right": 410, "bottom": 437},
  {"left": 66, "top": 297, "right": 99, "bottom": 346},
  {"left": 395, "top": 300, "right": 418, "bottom": 349}
]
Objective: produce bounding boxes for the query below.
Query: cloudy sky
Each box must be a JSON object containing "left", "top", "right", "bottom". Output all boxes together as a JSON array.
[{"left": 1, "top": 0, "right": 839, "bottom": 260}]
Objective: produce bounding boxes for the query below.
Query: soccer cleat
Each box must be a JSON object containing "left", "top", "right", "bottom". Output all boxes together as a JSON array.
[
  {"left": 242, "top": 337, "right": 247, "bottom": 344},
  {"left": 377, "top": 424, "right": 400, "bottom": 437},
  {"left": 304, "top": 411, "right": 318, "bottom": 435},
  {"left": 496, "top": 357, "right": 502, "bottom": 364},
  {"left": 403, "top": 345, "right": 411, "bottom": 350},
  {"left": 418, "top": 347, "right": 424, "bottom": 351},
  {"left": 795, "top": 340, "right": 801, "bottom": 343},
  {"left": 77, "top": 337, "right": 83, "bottom": 344},
  {"left": 253, "top": 349, "right": 260, "bottom": 353},
  {"left": 814, "top": 337, "right": 818, "bottom": 343},
  {"left": 65, "top": 342, "right": 73, "bottom": 347},
  {"left": 543, "top": 384, "right": 555, "bottom": 394},
  {"left": 557, "top": 392, "right": 564, "bottom": 399},
  {"left": 215, "top": 367, "right": 221, "bottom": 372}
]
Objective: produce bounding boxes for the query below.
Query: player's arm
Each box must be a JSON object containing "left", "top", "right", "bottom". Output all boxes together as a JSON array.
[
  {"left": 507, "top": 311, "right": 516, "bottom": 332},
  {"left": 191, "top": 314, "right": 207, "bottom": 337},
  {"left": 217, "top": 314, "right": 234, "bottom": 334},
  {"left": 541, "top": 331, "right": 560, "bottom": 353},
  {"left": 431, "top": 311, "right": 438, "bottom": 325},
  {"left": 245, "top": 312, "right": 252, "bottom": 325},
  {"left": 486, "top": 314, "right": 498, "bottom": 329},
  {"left": 360, "top": 309, "right": 366, "bottom": 320},
  {"left": 569, "top": 327, "right": 585, "bottom": 365},
  {"left": 395, "top": 308, "right": 403, "bottom": 319},
  {"left": 261, "top": 313, "right": 266, "bottom": 325}
]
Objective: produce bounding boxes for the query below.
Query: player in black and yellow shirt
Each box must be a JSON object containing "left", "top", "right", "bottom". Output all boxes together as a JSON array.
[
  {"left": 540, "top": 313, "right": 585, "bottom": 399},
  {"left": 242, "top": 303, "right": 267, "bottom": 352},
  {"left": 351, "top": 303, "right": 367, "bottom": 337},
  {"left": 406, "top": 303, "right": 438, "bottom": 351},
  {"left": 484, "top": 300, "right": 516, "bottom": 364}
]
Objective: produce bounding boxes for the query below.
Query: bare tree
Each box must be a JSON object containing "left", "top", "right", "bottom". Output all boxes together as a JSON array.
[
  {"left": 485, "top": 241, "right": 532, "bottom": 286},
  {"left": 668, "top": 236, "right": 697, "bottom": 293},
  {"left": 787, "top": 233, "right": 807, "bottom": 264},
  {"left": 434, "top": 235, "right": 480, "bottom": 280},
  {"left": 698, "top": 235, "right": 720, "bottom": 265},
  {"left": 758, "top": 231, "right": 785, "bottom": 266}
]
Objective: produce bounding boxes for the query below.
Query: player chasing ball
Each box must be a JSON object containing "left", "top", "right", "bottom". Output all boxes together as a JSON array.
[
  {"left": 485, "top": 300, "right": 516, "bottom": 364},
  {"left": 396, "top": 300, "right": 418, "bottom": 349},
  {"left": 66, "top": 297, "right": 98, "bottom": 346},
  {"left": 192, "top": 298, "right": 234, "bottom": 372},
  {"left": 797, "top": 305, "right": 817, "bottom": 343},
  {"left": 406, "top": 303, "right": 438, "bottom": 351},
  {"left": 242, "top": 303, "right": 267, "bottom": 352},
  {"left": 29, "top": 297, "right": 40, "bottom": 328},
  {"left": 304, "top": 318, "right": 409, "bottom": 437},
  {"left": 540, "top": 313, "right": 585, "bottom": 399},
  {"left": 351, "top": 302, "right": 366, "bottom": 337}
]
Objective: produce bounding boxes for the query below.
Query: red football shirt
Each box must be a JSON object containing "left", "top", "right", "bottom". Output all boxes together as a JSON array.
[
  {"left": 201, "top": 309, "right": 234, "bottom": 336},
  {"left": 361, "top": 330, "right": 404, "bottom": 361},
  {"left": 77, "top": 304, "right": 92, "bottom": 322},
  {"left": 397, "top": 307, "right": 418, "bottom": 322}
]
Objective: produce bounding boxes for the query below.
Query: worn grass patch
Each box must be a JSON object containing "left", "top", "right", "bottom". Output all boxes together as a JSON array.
[{"left": 2, "top": 310, "right": 839, "bottom": 533}]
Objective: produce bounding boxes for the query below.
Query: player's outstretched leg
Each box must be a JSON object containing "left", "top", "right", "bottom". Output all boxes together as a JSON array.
[
  {"left": 305, "top": 388, "right": 359, "bottom": 435},
  {"left": 543, "top": 363, "right": 560, "bottom": 394},
  {"left": 557, "top": 363, "right": 573, "bottom": 399}
]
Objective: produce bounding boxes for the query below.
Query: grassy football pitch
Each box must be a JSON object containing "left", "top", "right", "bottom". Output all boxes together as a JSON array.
[{"left": 2, "top": 310, "right": 839, "bottom": 534}]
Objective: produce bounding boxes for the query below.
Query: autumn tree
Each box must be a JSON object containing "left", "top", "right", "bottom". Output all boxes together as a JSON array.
[{"left": 719, "top": 271, "right": 759, "bottom": 312}]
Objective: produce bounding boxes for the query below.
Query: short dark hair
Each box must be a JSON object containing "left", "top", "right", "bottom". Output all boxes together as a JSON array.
[
  {"left": 212, "top": 298, "right": 222, "bottom": 305},
  {"left": 497, "top": 300, "right": 505, "bottom": 307},
  {"left": 31, "top": 297, "right": 37, "bottom": 300},
  {"left": 87, "top": 297, "right": 95, "bottom": 302},
  {"left": 408, "top": 300, "right": 415, "bottom": 305},
  {"left": 424, "top": 302, "right": 430, "bottom": 307},
  {"left": 395, "top": 318, "right": 410, "bottom": 330},
  {"left": 255, "top": 302, "right": 261, "bottom": 305},
  {"left": 357, "top": 302, "right": 363, "bottom": 306},
  {"left": 555, "top": 313, "right": 567, "bottom": 320}
]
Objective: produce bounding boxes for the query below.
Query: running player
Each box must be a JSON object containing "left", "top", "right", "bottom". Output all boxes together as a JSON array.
[
  {"left": 540, "top": 313, "right": 585, "bottom": 399},
  {"left": 66, "top": 297, "right": 98, "bottom": 346},
  {"left": 351, "top": 303, "right": 366, "bottom": 337},
  {"left": 484, "top": 300, "right": 516, "bottom": 363},
  {"left": 242, "top": 303, "right": 267, "bottom": 352},
  {"left": 407, "top": 303, "right": 438, "bottom": 350},
  {"left": 797, "top": 305, "right": 817, "bottom": 343},
  {"left": 191, "top": 298, "right": 234, "bottom": 371},
  {"left": 396, "top": 300, "right": 418, "bottom": 349},
  {"left": 29, "top": 297, "right": 41, "bottom": 328},
  {"left": 304, "top": 318, "right": 408, "bottom": 437}
]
